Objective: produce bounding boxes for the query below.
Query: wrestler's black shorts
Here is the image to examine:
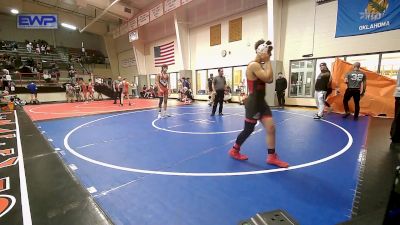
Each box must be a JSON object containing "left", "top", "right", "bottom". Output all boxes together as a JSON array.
[{"left": 245, "top": 96, "right": 272, "bottom": 121}]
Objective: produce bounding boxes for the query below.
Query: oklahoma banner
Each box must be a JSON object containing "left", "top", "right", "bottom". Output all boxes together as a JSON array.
[{"left": 336, "top": 0, "right": 400, "bottom": 37}]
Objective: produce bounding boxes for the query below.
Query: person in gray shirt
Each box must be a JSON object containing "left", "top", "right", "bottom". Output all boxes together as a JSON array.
[
  {"left": 343, "top": 62, "right": 366, "bottom": 120},
  {"left": 211, "top": 68, "right": 226, "bottom": 116}
]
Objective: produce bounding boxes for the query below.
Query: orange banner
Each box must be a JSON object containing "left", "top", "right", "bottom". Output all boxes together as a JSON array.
[{"left": 327, "top": 58, "right": 396, "bottom": 118}]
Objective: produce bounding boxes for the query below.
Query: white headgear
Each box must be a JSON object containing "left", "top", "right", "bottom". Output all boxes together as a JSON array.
[{"left": 256, "top": 42, "right": 271, "bottom": 54}]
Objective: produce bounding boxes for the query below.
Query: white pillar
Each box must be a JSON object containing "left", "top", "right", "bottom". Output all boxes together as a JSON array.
[
  {"left": 174, "top": 13, "right": 190, "bottom": 70},
  {"left": 266, "top": 0, "right": 283, "bottom": 106},
  {"left": 132, "top": 40, "right": 147, "bottom": 75}
]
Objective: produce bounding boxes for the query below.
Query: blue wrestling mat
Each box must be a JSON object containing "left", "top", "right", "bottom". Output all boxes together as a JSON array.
[{"left": 36, "top": 104, "right": 369, "bottom": 225}]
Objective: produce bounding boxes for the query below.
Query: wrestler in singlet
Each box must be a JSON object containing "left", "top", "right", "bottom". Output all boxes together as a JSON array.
[
  {"left": 157, "top": 65, "right": 170, "bottom": 118},
  {"left": 123, "top": 80, "right": 129, "bottom": 95},
  {"left": 87, "top": 79, "right": 94, "bottom": 101},
  {"left": 158, "top": 72, "right": 169, "bottom": 97},
  {"left": 80, "top": 79, "right": 88, "bottom": 101},
  {"left": 228, "top": 39, "right": 288, "bottom": 168},
  {"left": 245, "top": 75, "right": 272, "bottom": 121},
  {"left": 87, "top": 81, "right": 94, "bottom": 94}
]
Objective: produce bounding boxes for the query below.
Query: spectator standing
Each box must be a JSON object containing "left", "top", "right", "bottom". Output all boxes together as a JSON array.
[
  {"left": 313, "top": 62, "right": 331, "bottom": 120},
  {"left": 275, "top": 72, "right": 287, "bottom": 108},
  {"left": 113, "top": 76, "right": 122, "bottom": 104},
  {"left": 342, "top": 62, "right": 366, "bottom": 121},
  {"left": 26, "top": 81, "right": 38, "bottom": 104},
  {"left": 211, "top": 68, "right": 227, "bottom": 116}
]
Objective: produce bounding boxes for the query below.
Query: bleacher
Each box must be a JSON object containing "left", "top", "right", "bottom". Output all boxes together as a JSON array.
[
  {"left": 68, "top": 47, "right": 105, "bottom": 64},
  {"left": 0, "top": 39, "right": 108, "bottom": 89},
  {"left": 1, "top": 39, "right": 106, "bottom": 67}
]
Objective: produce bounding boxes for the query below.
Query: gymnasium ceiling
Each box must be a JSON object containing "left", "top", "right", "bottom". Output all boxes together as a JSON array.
[{"left": 0, "top": 0, "right": 267, "bottom": 42}]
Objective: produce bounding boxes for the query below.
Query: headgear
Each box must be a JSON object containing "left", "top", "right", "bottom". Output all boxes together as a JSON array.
[{"left": 256, "top": 41, "right": 273, "bottom": 54}]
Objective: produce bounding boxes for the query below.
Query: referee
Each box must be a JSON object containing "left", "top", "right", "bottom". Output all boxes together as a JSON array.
[{"left": 211, "top": 68, "right": 226, "bottom": 116}]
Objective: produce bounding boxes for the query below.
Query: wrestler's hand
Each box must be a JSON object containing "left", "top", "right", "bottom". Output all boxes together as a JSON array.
[{"left": 266, "top": 40, "right": 273, "bottom": 56}]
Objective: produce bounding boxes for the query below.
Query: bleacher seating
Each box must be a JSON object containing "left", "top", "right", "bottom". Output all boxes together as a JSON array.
[{"left": 0, "top": 39, "right": 109, "bottom": 90}]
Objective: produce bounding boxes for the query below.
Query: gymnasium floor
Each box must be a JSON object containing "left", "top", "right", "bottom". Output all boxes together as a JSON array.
[{"left": 2, "top": 99, "right": 397, "bottom": 225}]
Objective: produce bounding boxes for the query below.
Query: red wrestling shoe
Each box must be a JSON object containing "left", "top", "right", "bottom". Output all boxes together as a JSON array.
[
  {"left": 229, "top": 148, "right": 248, "bottom": 161},
  {"left": 267, "top": 153, "right": 289, "bottom": 168}
]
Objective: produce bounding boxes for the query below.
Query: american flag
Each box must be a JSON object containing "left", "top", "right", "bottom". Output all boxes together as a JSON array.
[{"left": 154, "top": 41, "right": 175, "bottom": 67}]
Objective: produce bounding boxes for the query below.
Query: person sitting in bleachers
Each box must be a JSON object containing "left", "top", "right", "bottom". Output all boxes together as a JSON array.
[
  {"left": 224, "top": 85, "right": 232, "bottom": 103},
  {"left": 182, "top": 87, "right": 193, "bottom": 104},
  {"left": 26, "top": 42, "right": 32, "bottom": 53},
  {"left": 46, "top": 45, "right": 51, "bottom": 54},
  {"left": 1, "top": 69, "right": 11, "bottom": 91},
  {"left": 43, "top": 70, "right": 51, "bottom": 83},
  {"left": 0, "top": 90, "right": 14, "bottom": 111},
  {"left": 140, "top": 85, "right": 147, "bottom": 98},
  {"left": 40, "top": 45, "right": 45, "bottom": 54},
  {"left": 35, "top": 44, "right": 40, "bottom": 54},
  {"left": 68, "top": 65, "right": 77, "bottom": 83}
]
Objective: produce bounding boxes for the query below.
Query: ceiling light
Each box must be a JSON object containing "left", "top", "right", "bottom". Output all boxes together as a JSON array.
[
  {"left": 10, "top": 9, "right": 19, "bottom": 14},
  {"left": 61, "top": 23, "right": 77, "bottom": 30}
]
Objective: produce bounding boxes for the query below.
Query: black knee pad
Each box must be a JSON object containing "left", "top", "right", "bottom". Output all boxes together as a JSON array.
[
  {"left": 244, "top": 121, "right": 256, "bottom": 133},
  {"left": 236, "top": 121, "right": 256, "bottom": 146}
]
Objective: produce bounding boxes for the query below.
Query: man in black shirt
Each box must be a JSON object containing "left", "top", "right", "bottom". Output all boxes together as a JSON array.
[
  {"left": 314, "top": 62, "right": 331, "bottom": 119},
  {"left": 275, "top": 72, "right": 287, "bottom": 108}
]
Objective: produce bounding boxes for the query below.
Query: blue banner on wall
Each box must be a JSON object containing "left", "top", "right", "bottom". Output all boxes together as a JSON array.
[
  {"left": 17, "top": 14, "right": 58, "bottom": 29},
  {"left": 336, "top": 0, "right": 400, "bottom": 37}
]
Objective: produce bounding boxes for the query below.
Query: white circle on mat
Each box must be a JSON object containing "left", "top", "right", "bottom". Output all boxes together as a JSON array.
[{"left": 63, "top": 108, "right": 353, "bottom": 177}]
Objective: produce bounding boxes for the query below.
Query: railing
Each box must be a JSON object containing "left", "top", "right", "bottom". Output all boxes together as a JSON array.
[{"left": 13, "top": 72, "right": 94, "bottom": 87}]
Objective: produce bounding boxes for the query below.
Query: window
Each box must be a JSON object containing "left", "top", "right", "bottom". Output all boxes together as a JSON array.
[
  {"left": 169, "top": 72, "right": 178, "bottom": 93},
  {"left": 149, "top": 74, "right": 156, "bottom": 86},
  {"left": 196, "top": 66, "right": 245, "bottom": 95},
  {"left": 196, "top": 70, "right": 207, "bottom": 95},
  {"left": 233, "top": 66, "right": 247, "bottom": 95},
  {"left": 346, "top": 54, "right": 379, "bottom": 72},
  {"left": 289, "top": 60, "right": 315, "bottom": 97},
  {"left": 315, "top": 58, "right": 336, "bottom": 79},
  {"left": 288, "top": 51, "right": 400, "bottom": 99},
  {"left": 380, "top": 52, "right": 400, "bottom": 79}
]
